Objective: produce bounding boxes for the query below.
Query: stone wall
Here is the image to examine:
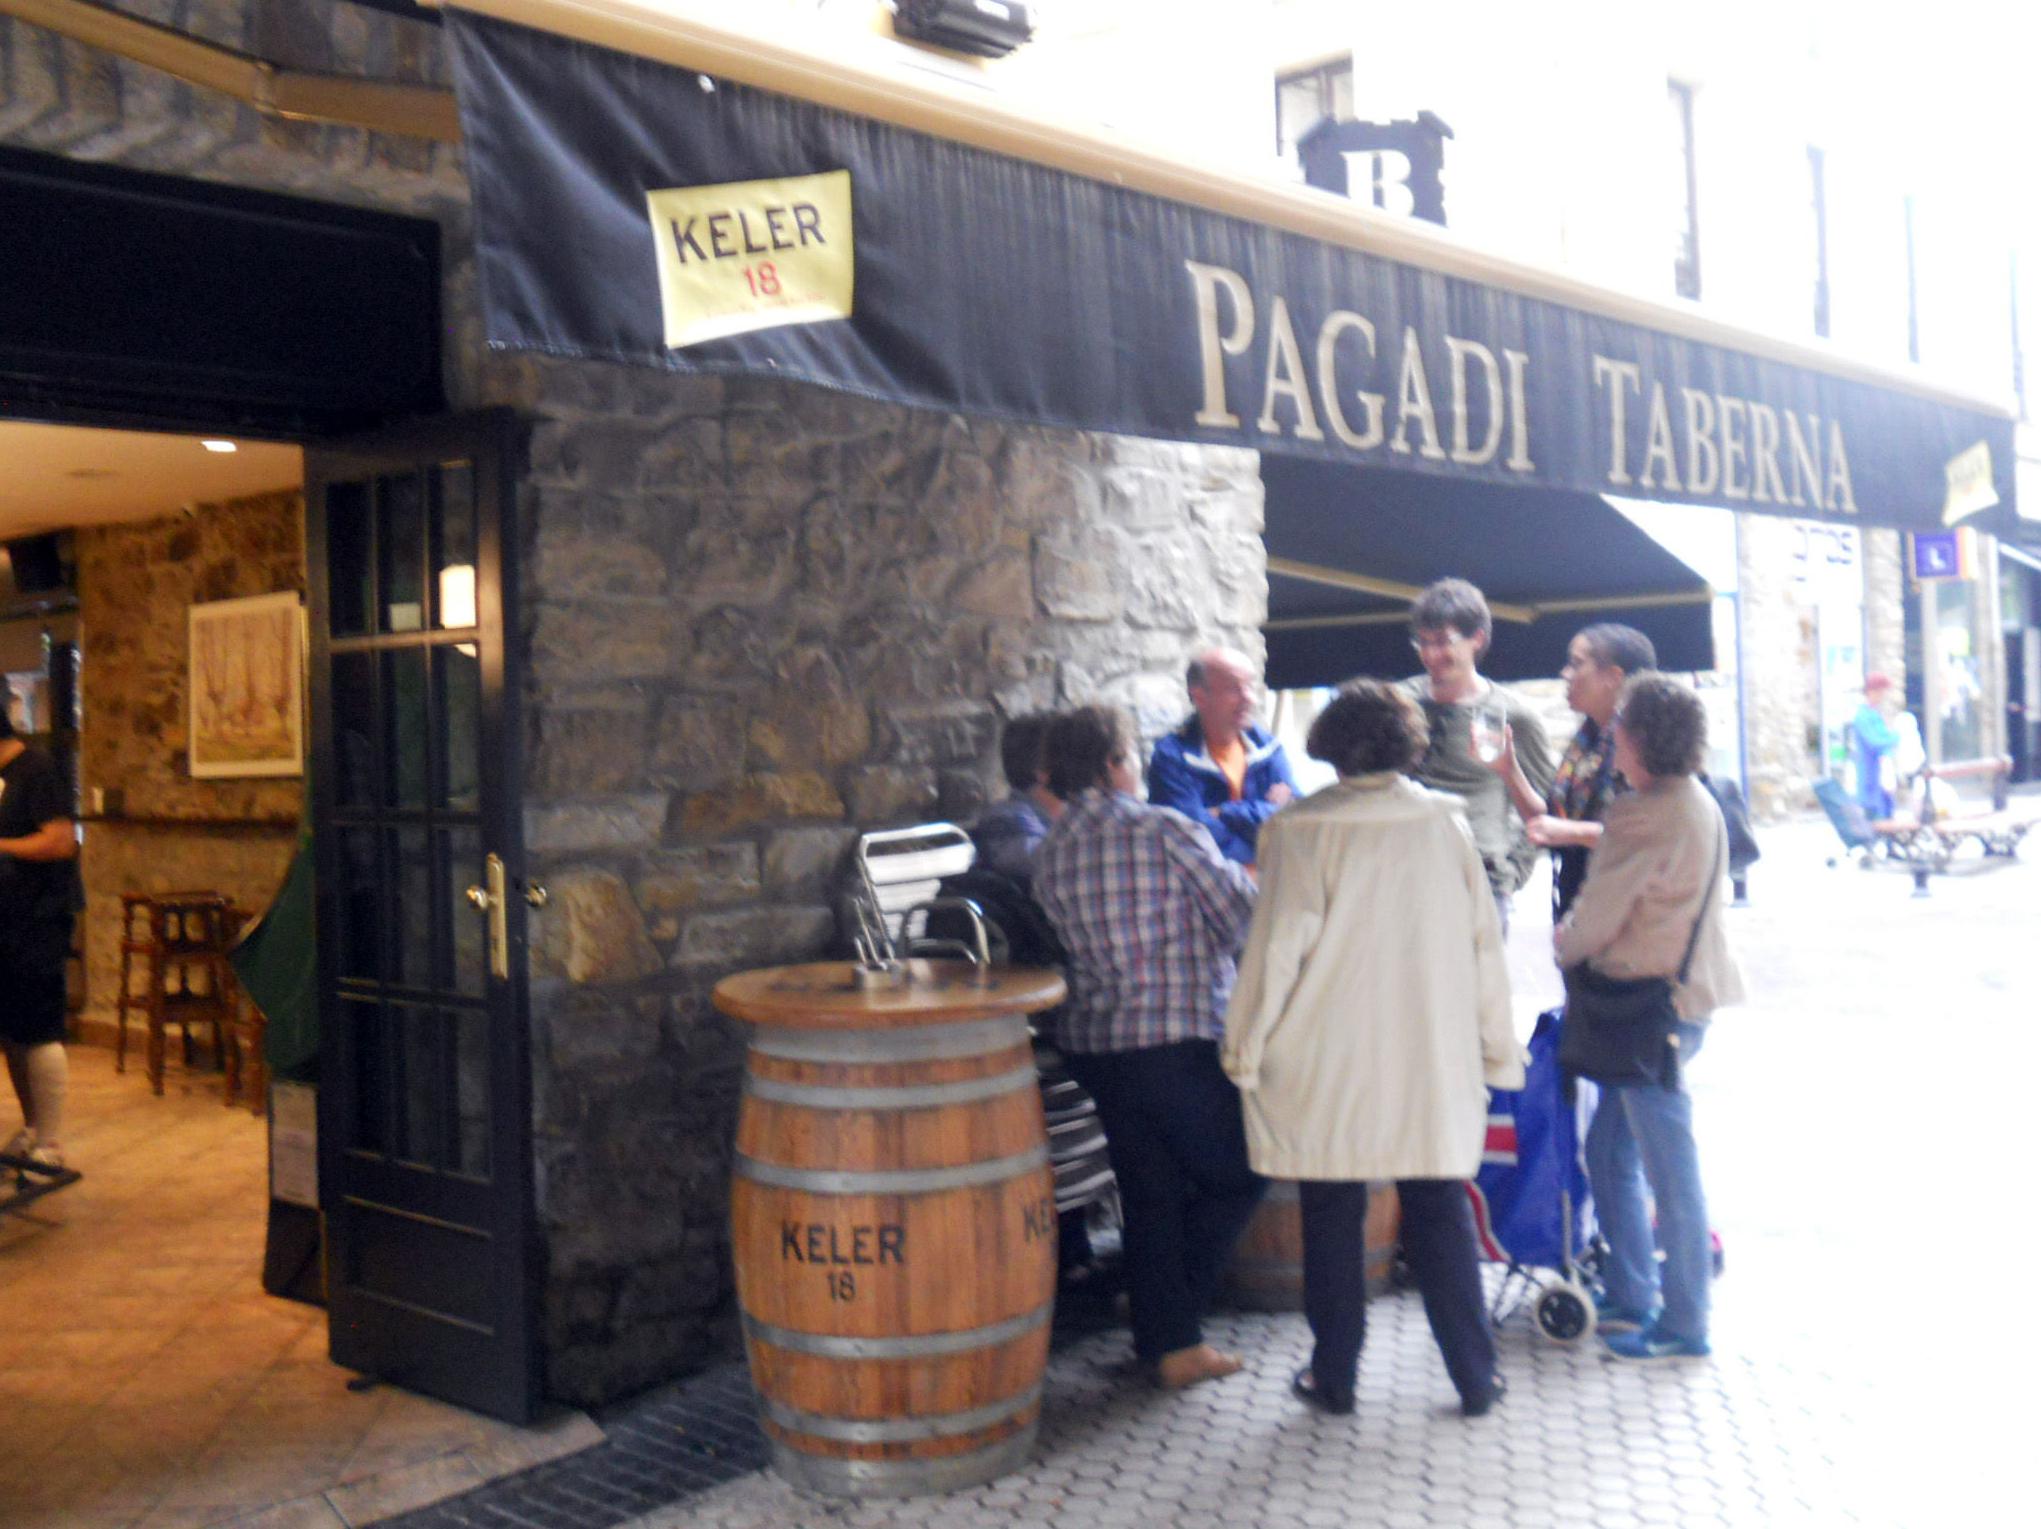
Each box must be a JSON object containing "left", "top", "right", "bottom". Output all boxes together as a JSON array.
[
  {"left": 1736, "top": 514, "right": 1822, "bottom": 819},
  {"left": 1862, "top": 529, "right": 1907, "bottom": 694},
  {"left": 488, "top": 358, "right": 1267, "bottom": 1403},
  {"left": 74, "top": 492, "right": 308, "bottom": 1039}
]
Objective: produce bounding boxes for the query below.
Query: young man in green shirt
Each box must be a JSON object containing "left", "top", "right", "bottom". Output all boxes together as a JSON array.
[{"left": 1398, "top": 579, "right": 1556, "bottom": 934}]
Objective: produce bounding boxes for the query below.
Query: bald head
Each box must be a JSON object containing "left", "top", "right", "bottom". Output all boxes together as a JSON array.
[{"left": 1187, "top": 647, "right": 1260, "bottom": 743}]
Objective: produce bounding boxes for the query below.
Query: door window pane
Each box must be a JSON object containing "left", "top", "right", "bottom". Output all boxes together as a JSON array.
[
  {"left": 439, "top": 646, "right": 482, "bottom": 811},
  {"left": 337, "top": 829, "right": 384, "bottom": 982},
  {"left": 445, "top": 826, "right": 486, "bottom": 998},
  {"left": 384, "top": 649, "right": 430, "bottom": 810},
  {"left": 453, "top": 1007, "right": 491, "bottom": 1179},
  {"left": 393, "top": 828, "right": 434, "bottom": 990},
  {"left": 346, "top": 998, "right": 392, "bottom": 1156},
  {"left": 331, "top": 654, "right": 378, "bottom": 811},
  {"left": 434, "top": 460, "right": 478, "bottom": 634},
  {"left": 398, "top": 1003, "right": 445, "bottom": 1169},
  {"left": 379, "top": 471, "right": 426, "bottom": 634},
  {"left": 328, "top": 481, "right": 373, "bottom": 637}
]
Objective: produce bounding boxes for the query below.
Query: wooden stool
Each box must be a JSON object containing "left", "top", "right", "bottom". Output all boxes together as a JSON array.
[{"left": 115, "top": 892, "right": 239, "bottom": 1098}]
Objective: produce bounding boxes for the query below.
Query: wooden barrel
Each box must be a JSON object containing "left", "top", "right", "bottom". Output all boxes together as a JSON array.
[
  {"left": 1223, "top": 1180, "right": 1402, "bottom": 1311},
  {"left": 715, "top": 960, "right": 1067, "bottom": 1499}
]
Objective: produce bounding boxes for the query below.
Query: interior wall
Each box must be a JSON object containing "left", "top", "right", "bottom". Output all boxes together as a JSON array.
[{"left": 73, "top": 490, "right": 307, "bottom": 1043}]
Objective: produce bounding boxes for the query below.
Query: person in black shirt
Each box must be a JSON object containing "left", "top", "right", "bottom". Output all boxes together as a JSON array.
[
  {"left": 0, "top": 704, "right": 80, "bottom": 1169},
  {"left": 1484, "top": 623, "right": 1656, "bottom": 921}
]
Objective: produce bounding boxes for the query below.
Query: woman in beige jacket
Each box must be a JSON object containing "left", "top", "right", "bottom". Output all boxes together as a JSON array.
[
  {"left": 1223, "top": 682, "right": 1524, "bottom": 1418},
  {"left": 1556, "top": 674, "right": 1744, "bottom": 1362}
]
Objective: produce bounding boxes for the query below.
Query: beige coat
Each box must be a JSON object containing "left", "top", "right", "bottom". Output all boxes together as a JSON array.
[
  {"left": 1555, "top": 775, "right": 1746, "bottom": 1019},
  {"left": 1221, "top": 775, "right": 1525, "bottom": 1181}
]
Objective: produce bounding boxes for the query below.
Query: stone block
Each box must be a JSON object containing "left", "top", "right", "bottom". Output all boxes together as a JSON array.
[
  {"left": 1034, "top": 533, "right": 1125, "bottom": 622},
  {"left": 686, "top": 606, "right": 788, "bottom": 687},
  {"left": 679, "top": 772, "right": 846, "bottom": 834},
  {"left": 530, "top": 524, "right": 669, "bottom": 601},
  {"left": 528, "top": 869, "right": 663, "bottom": 985},
  {"left": 999, "top": 433, "right": 1104, "bottom": 529},
  {"left": 635, "top": 843, "right": 763, "bottom": 940},
  {"left": 529, "top": 702, "right": 652, "bottom": 796},
  {"left": 637, "top": 417, "right": 726, "bottom": 495},
  {"left": 680, "top": 516, "right": 797, "bottom": 609},
  {"left": 953, "top": 532, "right": 1036, "bottom": 618},
  {"left": 529, "top": 599, "right": 688, "bottom": 684},
  {"left": 725, "top": 412, "right": 840, "bottom": 497},
  {"left": 648, "top": 696, "right": 749, "bottom": 790},
  {"left": 882, "top": 701, "right": 997, "bottom": 769},
  {"left": 939, "top": 767, "right": 992, "bottom": 821},
  {"left": 1104, "top": 466, "right": 1193, "bottom": 532},
  {"left": 525, "top": 797, "right": 666, "bottom": 857},
  {"left": 742, "top": 647, "right": 872, "bottom": 769},
  {"left": 673, "top": 904, "right": 835, "bottom": 969},
  {"left": 536, "top": 988, "right": 666, "bottom": 1071},
  {"left": 1124, "top": 539, "right": 1204, "bottom": 631},
  {"left": 847, "top": 763, "right": 939, "bottom": 822},
  {"left": 761, "top": 826, "right": 857, "bottom": 894}
]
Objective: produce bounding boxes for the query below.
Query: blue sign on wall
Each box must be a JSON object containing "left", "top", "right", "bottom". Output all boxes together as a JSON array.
[{"left": 1910, "top": 529, "right": 1972, "bottom": 581}]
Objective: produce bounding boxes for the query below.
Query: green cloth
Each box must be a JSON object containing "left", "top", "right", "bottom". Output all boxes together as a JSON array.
[
  {"left": 231, "top": 816, "right": 318, "bottom": 1082},
  {"left": 1399, "top": 678, "right": 1557, "bottom": 897}
]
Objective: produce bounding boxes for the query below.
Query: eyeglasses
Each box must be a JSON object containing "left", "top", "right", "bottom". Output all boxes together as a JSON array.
[{"left": 1410, "top": 631, "right": 1469, "bottom": 654}]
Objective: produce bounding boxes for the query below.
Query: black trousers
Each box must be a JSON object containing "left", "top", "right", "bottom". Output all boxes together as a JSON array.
[
  {"left": 1299, "top": 1178, "right": 1496, "bottom": 1406},
  {"left": 1065, "top": 1039, "right": 1267, "bottom": 1362}
]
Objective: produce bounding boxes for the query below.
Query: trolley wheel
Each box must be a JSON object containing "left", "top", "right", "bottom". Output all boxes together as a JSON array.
[{"left": 1534, "top": 1282, "right": 1595, "bottom": 1343}]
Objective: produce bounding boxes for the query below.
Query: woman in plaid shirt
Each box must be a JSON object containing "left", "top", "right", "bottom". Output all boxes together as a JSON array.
[{"left": 1034, "top": 705, "right": 1267, "bottom": 1390}]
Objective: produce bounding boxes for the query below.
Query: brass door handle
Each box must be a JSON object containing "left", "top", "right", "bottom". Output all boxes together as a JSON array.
[{"left": 464, "top": 853, "right": 510, "bottom": 980}]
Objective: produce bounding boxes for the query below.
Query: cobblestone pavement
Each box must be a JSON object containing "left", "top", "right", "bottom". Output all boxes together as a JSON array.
[{"left": 429, "top": 815, "right": 2040, "bottom": 1529}]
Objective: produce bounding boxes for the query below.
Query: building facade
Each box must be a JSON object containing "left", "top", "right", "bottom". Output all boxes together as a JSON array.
[{"left": 1, "top": 0, "right": 2025, "bottom": 1420}]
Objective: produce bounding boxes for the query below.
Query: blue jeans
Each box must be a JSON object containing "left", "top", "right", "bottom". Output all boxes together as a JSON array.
[{"left": 1584, "top": 1020, "right": 1710, "bottom": 1341}]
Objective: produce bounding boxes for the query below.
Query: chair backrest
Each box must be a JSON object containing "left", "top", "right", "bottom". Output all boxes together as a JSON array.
[
  {"left": 852, "top": 824, "right": 976, "bottom": 954},
  {"left": 127, "top": 890, "right": 233, "bottom": 951}
]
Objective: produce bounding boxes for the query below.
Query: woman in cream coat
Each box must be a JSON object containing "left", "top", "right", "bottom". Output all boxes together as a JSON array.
[{"left": 1224, "top": 681, "right": 1524, "bottom": 1418}]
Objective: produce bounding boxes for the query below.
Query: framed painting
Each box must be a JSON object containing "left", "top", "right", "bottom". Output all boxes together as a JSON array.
[{"left": 188, "top": 592, "right": 305, "bottom": 779}]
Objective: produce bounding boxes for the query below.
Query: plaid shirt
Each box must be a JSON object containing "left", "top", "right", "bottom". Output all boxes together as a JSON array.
[{"left": 1033, "top": 788, "right": 1258, "bottom": 1055}]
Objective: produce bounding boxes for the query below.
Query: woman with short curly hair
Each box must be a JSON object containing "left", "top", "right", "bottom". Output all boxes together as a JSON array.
[
  {"left": 1225, "top": 680, "right": 1523, "bottom": 1417},
  {"left": 1557, "top": 673, "right": 1745, "bottom": 1360}
]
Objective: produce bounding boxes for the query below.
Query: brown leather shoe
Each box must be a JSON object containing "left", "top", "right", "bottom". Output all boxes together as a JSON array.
[{"left": 1154, "top": 1344, "right": 1244, "bottom": 1389}]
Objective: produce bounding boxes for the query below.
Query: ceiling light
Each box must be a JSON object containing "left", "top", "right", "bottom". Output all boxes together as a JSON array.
[{"left": 201, "top": 439, "right": 238, "bottom": 453}]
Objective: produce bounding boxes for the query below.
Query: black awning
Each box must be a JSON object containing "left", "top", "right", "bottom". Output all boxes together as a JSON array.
[
  {"left": 1263, "top": 457, "right": 1715, "bottom": 688},
  {"left": 445, "top": 10, "right": 2018, "bottom": 538}
]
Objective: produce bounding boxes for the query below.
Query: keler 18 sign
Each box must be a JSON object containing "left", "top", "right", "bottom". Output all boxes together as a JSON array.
[{"left": 645, "top": 169, "right": 854, "bottom": 349}]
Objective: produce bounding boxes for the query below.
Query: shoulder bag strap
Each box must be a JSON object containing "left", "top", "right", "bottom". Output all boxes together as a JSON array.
[{"left": 1674, "top": 827, "right": 1726, "bottom": 985}]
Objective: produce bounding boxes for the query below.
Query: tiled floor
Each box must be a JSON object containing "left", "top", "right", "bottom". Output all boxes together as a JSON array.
[{"left": 0, "top": 1045, "right": 600, "bottom": 1529}]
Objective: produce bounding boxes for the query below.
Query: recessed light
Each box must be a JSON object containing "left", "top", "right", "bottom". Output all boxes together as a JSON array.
[{"left": 201, "top": 439, "right": 238, "bottom": 453}]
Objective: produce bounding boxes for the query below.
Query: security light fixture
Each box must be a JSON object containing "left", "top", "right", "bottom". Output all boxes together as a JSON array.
[{"left": 891, "top": 0, "right": 1034, "bottom": 59}]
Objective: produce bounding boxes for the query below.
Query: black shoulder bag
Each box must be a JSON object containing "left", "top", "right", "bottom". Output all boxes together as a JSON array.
[{"left": 1558, "top": 833, "right": 1722, "bottom": 1089}]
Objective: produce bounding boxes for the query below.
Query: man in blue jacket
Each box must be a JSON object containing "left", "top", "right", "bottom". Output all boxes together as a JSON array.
[{"left": 1148, "top": 647, "right": 1297, "bottom": 866}]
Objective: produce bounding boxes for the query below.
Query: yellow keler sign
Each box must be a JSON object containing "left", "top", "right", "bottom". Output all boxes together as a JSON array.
[{"left": 646, "top": 170, "right": 854, "bottom": 349}]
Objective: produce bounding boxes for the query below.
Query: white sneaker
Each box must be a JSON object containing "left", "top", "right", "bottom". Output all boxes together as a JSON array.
[
  {"left": 2, "top": 1128, "right": 33, "bottom": 1159},
  {"left": 28, "top": 1144, "right": 64, "bottom": 1171}
]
